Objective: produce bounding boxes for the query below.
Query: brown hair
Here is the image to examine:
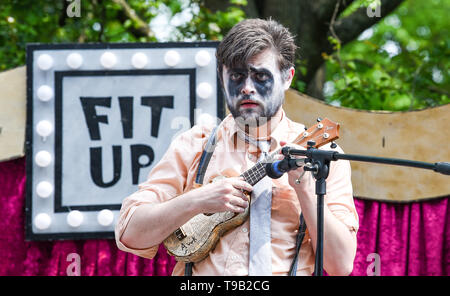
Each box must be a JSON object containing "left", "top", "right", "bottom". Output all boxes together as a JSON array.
[{"left": 216, "top": 18, "right": 297, "bottom": 80}]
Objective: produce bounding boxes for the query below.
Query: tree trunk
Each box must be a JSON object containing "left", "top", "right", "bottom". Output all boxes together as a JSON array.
[{"left": 204, "top": 0, "right": 405, "bottom": 99}]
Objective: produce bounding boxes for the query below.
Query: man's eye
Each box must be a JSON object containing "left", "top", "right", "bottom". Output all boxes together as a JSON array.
[
  {"left": 256, "top": 73, "right": 269, "bottom": 81},
  {"left": 230, "top": 73, "right": 242, "bottom": 81}
]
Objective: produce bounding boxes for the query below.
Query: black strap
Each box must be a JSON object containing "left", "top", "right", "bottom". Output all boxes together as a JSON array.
[
  {"left": 288, "top": 213, "right": 307, "bottom": 276},
  {"left": 185, "top": 126, "right": 219, "bottom": 276},
  {"left": 184, "top": 262, "right": 193, "bottom": 276},
  {"left": 195, "top": 126, "right": 219, "bottom": 185}
]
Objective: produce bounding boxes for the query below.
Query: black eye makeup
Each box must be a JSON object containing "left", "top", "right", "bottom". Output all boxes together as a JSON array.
[
  {"left": 226, "top": 66, "right": 275, "bottom": 99},
  {"left": 230, "top": 72, "right": 244, "bottom": 81},
  {"left": 254, "top": 72, "right": 270, "bottom": 82}
]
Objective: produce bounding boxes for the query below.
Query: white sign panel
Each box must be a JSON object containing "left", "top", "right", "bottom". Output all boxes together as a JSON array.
[{"left": 25, "top": 42, "right": 223, "bottom": 240}]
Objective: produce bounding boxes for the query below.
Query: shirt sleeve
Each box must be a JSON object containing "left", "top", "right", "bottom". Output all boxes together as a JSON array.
[
  {"left": 114, "top": 124, "right": 212, "bottom": 259},
  {"left": 323, "top": 144, "right": 359, "bottom": 233}
]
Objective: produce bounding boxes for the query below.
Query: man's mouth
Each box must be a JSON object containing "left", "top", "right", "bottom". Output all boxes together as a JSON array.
[{"left": 239, "top": 99, "right": 260, "bottom": 109}]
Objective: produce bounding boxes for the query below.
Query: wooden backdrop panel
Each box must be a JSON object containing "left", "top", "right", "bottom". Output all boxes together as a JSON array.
[
  {"left": 1, "top": 66, "right": 449, "bottom": 201},
  {"left": 284, "top": 89, "right": 450, "bottom": 202},
  {"left": 0, "top": 66, "right": 26, "bottom": 162}
]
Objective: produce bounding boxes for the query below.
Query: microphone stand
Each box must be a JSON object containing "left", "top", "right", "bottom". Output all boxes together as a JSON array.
[{"left": 275, "top": 141, "right": 450, "bottom": 276}]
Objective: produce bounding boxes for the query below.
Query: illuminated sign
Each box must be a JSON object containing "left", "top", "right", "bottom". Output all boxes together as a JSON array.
[{"left": 25, "top": 42, "right": 223, "bottom": 240}]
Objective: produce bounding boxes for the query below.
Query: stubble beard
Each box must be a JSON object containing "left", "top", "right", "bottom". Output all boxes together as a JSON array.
[{"left": 226, "top": 91, "right": 284, "bottom": 127}]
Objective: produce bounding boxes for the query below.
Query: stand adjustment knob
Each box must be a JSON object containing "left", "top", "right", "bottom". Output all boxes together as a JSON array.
[{"left": 307, "top": 140, "right": 316, "bottom": 148}]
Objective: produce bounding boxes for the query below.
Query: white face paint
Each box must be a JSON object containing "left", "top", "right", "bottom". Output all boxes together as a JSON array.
[{"left": 222, "top": 49, "right": 293, "bottom": 126}]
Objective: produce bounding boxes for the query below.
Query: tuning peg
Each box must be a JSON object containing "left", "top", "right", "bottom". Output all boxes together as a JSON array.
[
  {"left": 304, "top": 126, "right": 308, "bottom": 130},
  {"left": 316, "top": 117, "right": 322, "bottom": 122},
  {"left": 307, "top": 140, "right": 316, "bottom": 148},
  {"left": 330, "top": 142, "right": 337, "bottom": 149}
]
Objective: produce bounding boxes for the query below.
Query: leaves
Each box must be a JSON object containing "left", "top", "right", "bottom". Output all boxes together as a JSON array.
[
  {"left": 321, "top": 0, "right": 449, "bottom": 111},
  {"left": 0, "top": 0, "right": 447, "bottom": 112}
]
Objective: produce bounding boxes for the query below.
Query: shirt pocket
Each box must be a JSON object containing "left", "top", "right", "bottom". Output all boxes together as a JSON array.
[{"left": 271, "top": 186, "right": 301, "bottom": 242}]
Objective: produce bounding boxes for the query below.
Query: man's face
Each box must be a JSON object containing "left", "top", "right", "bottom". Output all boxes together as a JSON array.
[{"left": 222, "top": 49, "right": 293, "bottom": 126}]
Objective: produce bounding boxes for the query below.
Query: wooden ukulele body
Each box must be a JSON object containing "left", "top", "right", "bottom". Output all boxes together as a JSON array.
[{"left": 163, "top": 172, "right": 250, "bottom": 263}]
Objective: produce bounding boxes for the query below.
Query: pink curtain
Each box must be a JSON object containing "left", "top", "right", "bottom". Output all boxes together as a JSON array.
[{"left": 0, "top": 157, "right": 448, "bottom": 276}]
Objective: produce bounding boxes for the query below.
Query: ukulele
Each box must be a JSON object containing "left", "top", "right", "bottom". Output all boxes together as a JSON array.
[{"left": 163, "top": 118, "right": 340, "bottom": 263}]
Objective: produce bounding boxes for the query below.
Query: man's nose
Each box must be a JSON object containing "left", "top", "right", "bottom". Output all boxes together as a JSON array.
[{"left": 241, "top": 77, "right": 256, "bottom": 95}]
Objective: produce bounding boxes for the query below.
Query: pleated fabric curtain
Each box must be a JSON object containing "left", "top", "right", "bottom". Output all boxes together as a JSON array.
[{"left": 0, "top": 157, "right": 448, "bottom": 276}]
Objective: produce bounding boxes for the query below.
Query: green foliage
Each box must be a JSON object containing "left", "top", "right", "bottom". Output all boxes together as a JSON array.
[
  {"left": 0, "top": 0, "right": 163, "bottom": 71},
  {"left": 0, "top": 0, "right": 246, "bottom": 71},
  {"left": 175, "top": 0, "right": 246, "bottom": 41},
  {"left": 0, "top": 0, "right": 447, "bottom": 112},
  {"left": 322, "top": 0, "right": 450, "bottom": 111}
]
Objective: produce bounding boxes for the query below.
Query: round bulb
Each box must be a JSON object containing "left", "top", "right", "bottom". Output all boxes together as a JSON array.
[
  {"left": 131, "top": 52, "right": 148, "bottom": 69},
  {"left": 97, "top": 209, "right": 114, "bottom": 226},
  {"left": 100, "top": 52, "right": 117, "bottom": 69},
  {"left": 196, "top": 82, "right": 213, "bottom": 99},
  {"left": 36, "top": 120, "right": 53, "bottom": 137},
  {"left": 36, "top": 181, "right": 53, "bottom": 198},
  {"left": 34, "top": 213, "right": 52, "bottom": 230},
  {"left": 67, "top": 210, "right": 84, "bottom": 227},
  {"left": 35, "top": 150, "right": 52, "bottom": 167},
  {"left": 37, "top": 54, "right": 53, "bottom": 70},
  {"left": 164, "top": 50, "right": 180, "bottom": 67},
  {"left": 37, "top": 85, "right": 53, "bottom": 102},
  {"left": 195, "top": 50, "right": 211, "bottom": 67},
  {"left": 66, "top": 53, "right": 83, "bottom": 69},
  {"left": 197, "top": 113, "right": 215, "bottom": 126}
]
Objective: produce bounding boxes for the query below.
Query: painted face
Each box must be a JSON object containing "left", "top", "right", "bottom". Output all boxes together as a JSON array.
[{"left": 222, "top": 49, "right": 290, "bottom": 126}]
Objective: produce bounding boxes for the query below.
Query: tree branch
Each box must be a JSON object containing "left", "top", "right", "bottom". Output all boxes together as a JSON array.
[
  {"left": 329, "top": 0, "right": 347, "bottom": 86},
  {"left": 112, "top": 0, "right": 154, "bottom": 38},
  {"left": 313, "top": 0, "right": 355, "bottom": 21},
  {"left": 334, "top": 0, "right": 405, "bottom": 46}
]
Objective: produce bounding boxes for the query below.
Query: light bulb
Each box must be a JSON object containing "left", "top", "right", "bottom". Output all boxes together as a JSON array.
[
  {"left": 131, "top": 52, "right": 148, "bottom": 69},
  {"left": 37, "top": 85, "right": 53, "bottom": 102},
  {"left": 97, "top": 209, "right": 114, "bottom": 226},
  {"left": 34, "top": 213, "right": 52, "bottom": 230},
  {"left": 66, "top": 53, "right": 83, "bottom": 69},
  {"left": 197, "top": 113, "right": 215, "bottom": 126},
  {"left": 36, "top": 181, "right": 53, "bottom": 198},
  {"left": 35, "top": 150, "right": 52, "bottom": 167},
  {"left": 67, "top": 210, "right": 84, "bottom": 227},
  {"left": 164, "top": 50, "right": 180, "bottom": 67},
  {"left": 100, "top": 52, "right": 117, "bottom": 69},
  {"left": 195, "top": 50, "right": 211, "bottom": 67},
  {"left": 36, "top": 120, "right": 53, "bottom": 137},
  {"left": 37, "top": 54, "right": 53, "bottom": 70},
  {"left": 196, "top": 82, "right": 213, "bottom": 99}
]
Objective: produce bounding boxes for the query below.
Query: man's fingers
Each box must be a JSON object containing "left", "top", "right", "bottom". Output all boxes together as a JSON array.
[
  {"left": 228, "top": 203, "right": 245, "bottom": 213},
  {"left": 231, "top": 188, "right": 249, "bottom": 201},
  {"left": 229, "top": 178, "right": 253, "bottom": 192},
  {"left": 227, "top": 197, "right": 248, "bottom": 212}
]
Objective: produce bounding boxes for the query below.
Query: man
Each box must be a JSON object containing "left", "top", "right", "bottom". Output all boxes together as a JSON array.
[{"left": 115, "top": 18, "right": 358, "bottom": 276}]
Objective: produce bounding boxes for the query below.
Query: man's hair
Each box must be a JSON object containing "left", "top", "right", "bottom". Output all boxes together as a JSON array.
[{"left": 216, "top": 18, "right": 297, "bottom": 80}]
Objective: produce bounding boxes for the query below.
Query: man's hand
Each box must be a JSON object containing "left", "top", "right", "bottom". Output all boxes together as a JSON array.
[
  {"left": 190, "top": 177, "right": 253, "bottom": 214},
  {"left": 279, "top": 141, "right": 315, "bottom": 199}
]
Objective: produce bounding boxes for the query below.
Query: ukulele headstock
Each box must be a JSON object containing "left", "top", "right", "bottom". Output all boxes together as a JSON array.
[{"left": 293, "top": 117, "right": 340, "bottom": 148}]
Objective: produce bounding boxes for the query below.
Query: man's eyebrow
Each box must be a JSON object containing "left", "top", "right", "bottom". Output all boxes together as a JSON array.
[
  {"left": 229, "top": 67, "right": 247, "bottom": 73},
  {"left": 248, "top": 66, "right": 272, "bottom": 74}
]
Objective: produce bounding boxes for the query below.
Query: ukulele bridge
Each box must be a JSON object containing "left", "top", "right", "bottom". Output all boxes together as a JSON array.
[{"left": 174, "top": 228, "right": 186, "bottom": 240}]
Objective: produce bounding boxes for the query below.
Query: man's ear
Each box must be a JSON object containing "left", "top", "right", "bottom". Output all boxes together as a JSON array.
[{"left": 283, "top": 67, "right": 295, "bottom": 91}]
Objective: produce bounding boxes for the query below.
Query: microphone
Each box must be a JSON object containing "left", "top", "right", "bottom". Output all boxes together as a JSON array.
[
  {"left": 266, "top": 158, "right": 305, "bottom": 179},
  {"left": 435, "top": 162, "right": 450, "bottom": 175}
]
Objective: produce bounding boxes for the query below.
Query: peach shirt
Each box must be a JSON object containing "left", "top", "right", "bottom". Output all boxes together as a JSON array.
[{"left": 115, "top": 110, "right": 359, "bottom": 276}]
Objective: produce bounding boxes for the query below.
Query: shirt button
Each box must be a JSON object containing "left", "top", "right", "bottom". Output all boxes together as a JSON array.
[{"left": 242, "top": 227, "right": 248, "bottom": 233}]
